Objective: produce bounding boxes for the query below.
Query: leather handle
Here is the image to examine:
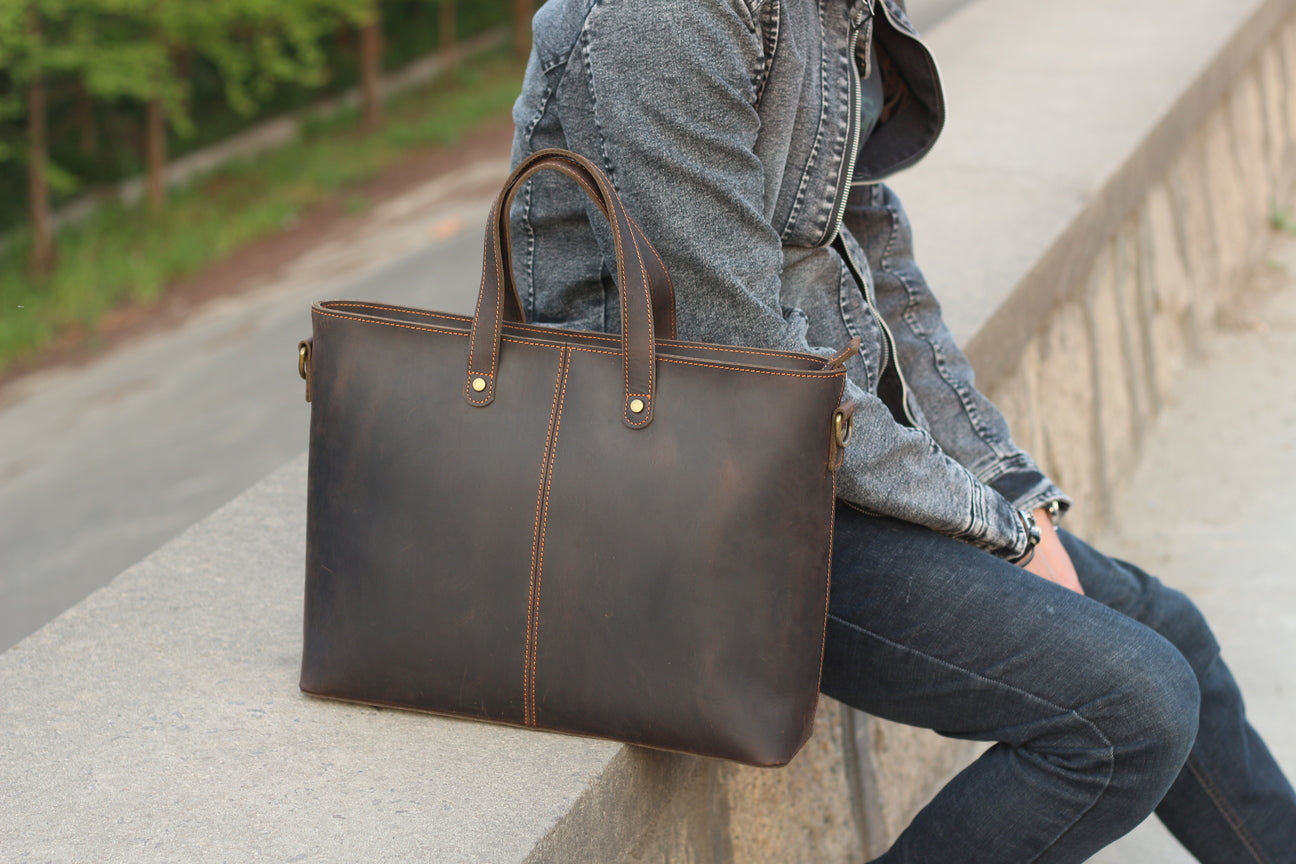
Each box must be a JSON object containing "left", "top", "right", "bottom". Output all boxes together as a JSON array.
[
  {"left": 466, "top": 149, "right": 674, "bottom": 428},
  {"left": 495, "top": 158, "right": 676, "bottom": 340}
]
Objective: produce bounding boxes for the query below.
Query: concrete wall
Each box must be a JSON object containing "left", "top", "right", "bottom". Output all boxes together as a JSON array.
[
  {"left": 981, "top": 11, "right": 1296, "bottom": 541},
  {"left": 3, "top": 0, "right": 1295, "bottom": 860}
]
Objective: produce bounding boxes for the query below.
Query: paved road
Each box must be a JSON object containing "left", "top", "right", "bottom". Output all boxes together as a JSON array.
[
  {"left": 0, "top": 159, "right": 508, "bottom": 650},
  {"left": 0, "top": 0, "right": 981, "bottom": 653}
]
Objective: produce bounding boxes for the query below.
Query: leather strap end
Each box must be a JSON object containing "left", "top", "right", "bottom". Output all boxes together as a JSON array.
[
  {"left": 825, "top": 337, "right": 862, "bottom": 370},
  {"left": 623, "top": 394, "right": 653, "bottom": 429},
  {"left": 464, "top": 372, "right": 497, "bottom": 407}
]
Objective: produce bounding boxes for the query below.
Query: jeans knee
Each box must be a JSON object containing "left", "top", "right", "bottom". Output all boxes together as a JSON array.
[
  {"left": 1111, "top": 639, "right": 1200, "bottom": 794},
  {"left": 1149, "top": 585, "right": 1220, "bottom": 675}
]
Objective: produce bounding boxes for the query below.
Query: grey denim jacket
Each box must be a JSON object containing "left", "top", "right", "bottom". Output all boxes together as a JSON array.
[{"left": 508, "top": 0, "right": 1068, "bottom": 559}]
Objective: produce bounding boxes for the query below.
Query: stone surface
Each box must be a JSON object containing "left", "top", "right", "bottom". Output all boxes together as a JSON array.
[{"left": 0, "top": 456, "right": 623, "bottom": 864}]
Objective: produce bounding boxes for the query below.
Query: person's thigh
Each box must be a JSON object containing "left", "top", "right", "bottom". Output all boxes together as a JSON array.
[
  {"left": 1057, "top": 529, "right": 1296, "bottom": 860},
  {"left": 821, "top": 504, "right": 1196, "bottom": 744},
  {"left": 1057, "top": 529, "right": 1219, "bottom": 673}
]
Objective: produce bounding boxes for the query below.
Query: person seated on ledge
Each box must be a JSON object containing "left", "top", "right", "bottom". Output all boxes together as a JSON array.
[{"left": 507, "top": 1, "right": 1296, "bottom": 861}]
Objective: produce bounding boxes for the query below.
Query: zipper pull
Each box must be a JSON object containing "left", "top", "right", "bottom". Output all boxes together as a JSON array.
[{"left": 849, "top": 0, "right": 873, "bottom": 28}]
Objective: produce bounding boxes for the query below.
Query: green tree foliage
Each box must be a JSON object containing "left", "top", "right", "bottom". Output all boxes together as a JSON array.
[
  {"left": 0, "top": 0, "right": 517, "bottom": 250},
  {"left": 71, "top": 0, "right": 374, "bottom": 206},
  {"left": 62, "top": 0, "right": 369, "bottom": 128},
  {"left": 0, "top": 0, "right": 375, "bottom": 243}
]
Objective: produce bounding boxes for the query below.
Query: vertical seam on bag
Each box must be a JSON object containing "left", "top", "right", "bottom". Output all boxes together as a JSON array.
[
  {"left": 532, "top": 347, "right": 573, "bottom": 724},
  {"left": 531, "top": 349, "right": 572, "bottom": 725},
  {"left": 525, "top": 347, "right": 572, "bottom": 726}
]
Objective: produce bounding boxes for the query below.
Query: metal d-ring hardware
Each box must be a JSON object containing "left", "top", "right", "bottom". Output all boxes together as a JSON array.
[
  {"left": 833, "top": 409, "right": 853, "bottom": 448},
  {"left": 298, "top": 340, "right": 312, "bottom": 403}
]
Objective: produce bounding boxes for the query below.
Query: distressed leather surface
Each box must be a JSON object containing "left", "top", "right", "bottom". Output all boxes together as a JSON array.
[{"left": 300, "top": 152, "right": 848, "bottom": 766}]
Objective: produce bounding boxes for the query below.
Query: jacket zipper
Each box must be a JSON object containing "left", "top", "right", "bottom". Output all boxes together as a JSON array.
[
  {"left": 836, "top": 235, "right": 919, "bottom": 427},
  {"left": 825, "top": 25, "right": 862, "bottom": 247},
  {"left": 831, "top": 4, "right": 917, "bottom": 427},
  {"left": 866, "top": 2, "right": 922, "bottom": 427}
]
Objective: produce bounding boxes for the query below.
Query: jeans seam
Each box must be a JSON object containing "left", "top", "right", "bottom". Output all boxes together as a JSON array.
[
  {"left": 826, "top": 611, "right": 1116, "bottom": 859},
  {"left": 1183, "top": 754, "right": 1272, "bottom": 864}
]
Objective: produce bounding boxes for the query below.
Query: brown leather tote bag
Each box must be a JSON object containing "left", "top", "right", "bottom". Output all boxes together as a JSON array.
[{"left": 298, "top": 149, "right": 856, "bottom": 767}]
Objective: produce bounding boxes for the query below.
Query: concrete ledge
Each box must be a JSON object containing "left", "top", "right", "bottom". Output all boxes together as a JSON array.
[
  {"left": 1, "top": 457, "right": 621, "bottom": 862},
  {"left": 5, "top": 0, "right": 1296, "bottom": 859},
  {"left": 0, "top": 456, "right": 879, "bottom": 862}
]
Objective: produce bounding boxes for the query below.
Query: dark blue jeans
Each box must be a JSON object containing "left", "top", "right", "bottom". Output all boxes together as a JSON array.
[{"left": 822, "top": 505, "right": 1296, "bottom": 863}]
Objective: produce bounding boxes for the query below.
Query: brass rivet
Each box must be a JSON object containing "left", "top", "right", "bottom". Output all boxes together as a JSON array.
[
  {"left": 629, "top": 398, "right": 645, "bottom": 414},
  {"left": 472, "top": 377, "right": 488, "bottom": 392}
]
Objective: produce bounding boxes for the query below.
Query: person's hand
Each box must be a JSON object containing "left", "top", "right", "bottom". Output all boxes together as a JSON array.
[{"left": 1022, "top": 507, "right": 1084, "bottom": 594}]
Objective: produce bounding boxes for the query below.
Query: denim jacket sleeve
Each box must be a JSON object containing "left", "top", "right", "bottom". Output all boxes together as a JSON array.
[
  {"left": 844, "top": 183, "right": 1071, "bottom": 516},
  {"left": 542, "top": 0, "right": 1032, "bottom": 559}
]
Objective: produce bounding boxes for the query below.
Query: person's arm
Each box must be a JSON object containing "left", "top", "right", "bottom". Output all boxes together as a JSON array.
[
  {"left": 554, "top": 0, "right": 1030, "bottom": 559},
  {"left": 844, "top": 182, "right": 1071, "bottom": 517}
]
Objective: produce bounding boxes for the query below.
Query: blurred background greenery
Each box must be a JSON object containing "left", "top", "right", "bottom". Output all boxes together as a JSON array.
[{"left": 0, "top": 0, "right": 534, "bottom": 373}]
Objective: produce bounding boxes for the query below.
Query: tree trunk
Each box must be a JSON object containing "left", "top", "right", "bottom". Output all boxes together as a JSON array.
[
  {"left": 27, "top": 73, "right": 55, "bottom": 276},
  {"left": 513, "top": 0, "right": 532, "bottom": 60},
  {"left": 438, "top": 0, "right": 458, "bottom": 66},
  {"left": 76, "top": 83, "right": 97, "bottom": 158},
  {"left": 359, "top": 8, "right": 383, "bottom": 131},
  {"left": 145, "top": 97, "right": 166, "bottom": 211}
]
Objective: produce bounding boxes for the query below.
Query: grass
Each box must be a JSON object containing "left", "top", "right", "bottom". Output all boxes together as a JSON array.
[
  {"left": 1271, "top": 206, "right": 1296, "bottom": 235},
  {"left": 0, "top": 47, "right": 524, "bottom": 375}
]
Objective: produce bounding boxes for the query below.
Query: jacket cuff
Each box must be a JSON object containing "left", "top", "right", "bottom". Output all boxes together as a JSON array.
[
  {"left": 987, "top": 466, "right": 1071, "bottom": 521},
  {"left": 969, "top": 481, "right": 1031, "bottom": 561}
]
